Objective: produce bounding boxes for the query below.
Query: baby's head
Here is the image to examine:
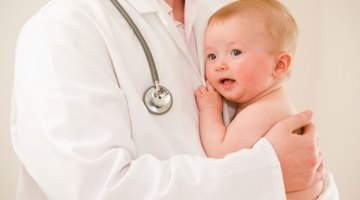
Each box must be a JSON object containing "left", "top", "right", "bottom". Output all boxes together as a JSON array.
[
  {"left": 204, "top": 0, "right": 298, "bottom": 103},
  {"left": 209, "top": 0, "right": 298, "bottom": 56}
]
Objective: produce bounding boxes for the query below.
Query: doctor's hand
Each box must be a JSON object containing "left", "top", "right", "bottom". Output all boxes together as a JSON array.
[{"left": 265, "top": 110, "right": 325, "bottom": 193}]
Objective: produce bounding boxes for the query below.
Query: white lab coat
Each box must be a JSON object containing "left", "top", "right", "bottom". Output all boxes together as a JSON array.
[{"left": 11, "top": 0, "right": 288, "bottom": 199}]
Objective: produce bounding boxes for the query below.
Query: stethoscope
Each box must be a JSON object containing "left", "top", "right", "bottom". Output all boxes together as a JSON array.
[{"left": 111, "top": 0, "right": 173, "bottom": 115}]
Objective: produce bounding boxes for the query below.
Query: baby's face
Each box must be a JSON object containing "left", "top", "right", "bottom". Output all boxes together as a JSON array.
[{"left": 204, "top": 16, "right": 277, "bottom": 103}]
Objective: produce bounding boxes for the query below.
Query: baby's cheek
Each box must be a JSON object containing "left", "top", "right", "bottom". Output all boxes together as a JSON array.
[
  {"left": 239, "top": 67, "right": 270, "bottom": 95},
  {"left": 205, "top": 72, "right": 217, "bottom": 86},
  {"left": 205, "top": 68, "right": 213, "bottom": 81},
  {"left": 239, "top": 67, "right": 260, "bottom": 84}
]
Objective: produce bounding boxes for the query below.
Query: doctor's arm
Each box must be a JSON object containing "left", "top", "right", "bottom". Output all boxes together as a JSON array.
[{"left": 12, "top": 9, "right": 320, "bottom": 200}]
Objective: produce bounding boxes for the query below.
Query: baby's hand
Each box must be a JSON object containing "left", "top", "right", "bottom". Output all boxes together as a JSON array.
[{"left": 195, "top": 82, "right": 223, "bottom": 112}]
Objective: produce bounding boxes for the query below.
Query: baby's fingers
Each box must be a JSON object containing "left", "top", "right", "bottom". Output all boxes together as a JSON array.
[
  {"left": 195, "top": 86, "right": 207, "bottom": 96},
  {"left": 206, "top": 81, "right": 216, "bottom": 92}
]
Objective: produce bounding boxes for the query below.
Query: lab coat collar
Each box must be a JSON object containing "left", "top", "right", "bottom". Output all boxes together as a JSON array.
[
  {"left": 184, "top": 0, "right": 198, "bottom": 43},
  {"left": 125, "top": 0, "right": 201, "bottom": 78},
  {"left": 125, "top": 0, "right": 158, "bottom": 14},
  {"left": 157, "top": 0, "right": 199, "bottom": 43}
]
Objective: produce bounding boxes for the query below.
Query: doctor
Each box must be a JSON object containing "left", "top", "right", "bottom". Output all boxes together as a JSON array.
[{"left": 12, "top": 0, "right": 324, "bottom": 199}]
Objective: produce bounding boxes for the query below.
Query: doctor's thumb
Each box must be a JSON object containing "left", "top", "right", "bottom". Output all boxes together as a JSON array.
[
  {"left": 267, "top": 110, "right": 313, "bottom": 138},
  {"left": 284, "top": 110, "right": 313, "bottom": 135}
]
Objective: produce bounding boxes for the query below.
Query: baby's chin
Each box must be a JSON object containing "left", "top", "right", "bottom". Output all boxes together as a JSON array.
[
  {"left": 224, "top": 91, "right": 264, "bottom": 106},
  {"left": 220, "top": 93, "right": 247, "bottom": 104}
]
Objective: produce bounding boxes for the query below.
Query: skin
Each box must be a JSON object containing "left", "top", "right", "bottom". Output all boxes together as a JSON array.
[
  {"left": 204, "top": 17, "right": 280, "bottom": 106},
  {"left": 198, "top": 16, "right": 292, "bottom": 157},
  {"left": 169, "top": 0, "right": 324, "bottom": 195},
  {"left": 197, "top": 16, "right": 323, "bottom": 199},
  {"left": 166, "top": 0, "right": 185, "bottom": 23}
]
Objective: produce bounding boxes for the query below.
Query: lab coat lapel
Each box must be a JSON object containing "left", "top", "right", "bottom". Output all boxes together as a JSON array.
[
  {"left": 126, "top": 0, "right": 201, "bottom": 77},
  {"left": 184, "top": 0, "right": 198, "bottom": 44},
  {"left": 125, "top": 0, "right": 158, "bottom": 14},
  {"left": 193, "top": 0, "right": 210, "bottom": 80},
  {"left": 193, "top": 0, "right": 235, "bottom": 80}
]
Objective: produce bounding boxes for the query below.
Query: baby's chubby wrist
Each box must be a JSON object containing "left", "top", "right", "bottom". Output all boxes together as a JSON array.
[{"left": 199, "top": 105, "right": 222, "bottom": 113}]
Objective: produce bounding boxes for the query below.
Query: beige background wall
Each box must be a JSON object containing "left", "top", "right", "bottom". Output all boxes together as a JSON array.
[
  {"left": 1, "top": 0, "right": 359, "bottom": 199},
  {"left": 1, "top": 0, "right": 49, "bottom": 199}
]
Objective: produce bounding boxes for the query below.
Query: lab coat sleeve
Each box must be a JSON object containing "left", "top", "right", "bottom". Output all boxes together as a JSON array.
[{"left": 12, "top": 5, "right": 285, "bottom": 200}]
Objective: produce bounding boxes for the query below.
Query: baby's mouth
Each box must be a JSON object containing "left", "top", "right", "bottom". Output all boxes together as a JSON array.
[
  {"left": 220, "top": 78, "right": 235, "bottom": 88},
  {"left": 221, "top": 78, "right": 235, "bottom": 84}
]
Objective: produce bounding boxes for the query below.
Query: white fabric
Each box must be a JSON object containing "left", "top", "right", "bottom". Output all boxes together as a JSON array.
[
  {"left": 318, "top": 173, "right": 339, "bottom": 200},
  {"left": 10, "top": 0, "right": 333, "bottom": 199},
  {"left": 171, "top": 0, "right": 201, "bottom": 72}
]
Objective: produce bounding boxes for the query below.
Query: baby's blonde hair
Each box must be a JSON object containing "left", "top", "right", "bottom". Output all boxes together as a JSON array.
[{"left": 209, "top": 0, "right": 298, "bottom": 55}]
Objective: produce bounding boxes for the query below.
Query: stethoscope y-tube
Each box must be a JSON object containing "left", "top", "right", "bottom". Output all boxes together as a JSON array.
[{"left": 110, "top": 0, "right": 173, "bottom": 114}]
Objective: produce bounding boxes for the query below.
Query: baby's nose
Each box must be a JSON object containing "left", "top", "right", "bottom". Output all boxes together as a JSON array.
[{"left": 215, "top": 62, "right": 228, "bottom": 71}]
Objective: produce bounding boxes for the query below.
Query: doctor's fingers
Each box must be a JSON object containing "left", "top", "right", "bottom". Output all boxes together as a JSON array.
[
  {"left": 306, "top": 140, "right": 324, "bottom": 182},
  {"left": 313, "top": 159, "right": 325, "bottom": 183},
  {"left": 303, "top": 122, "right": 322, "bottom": 157},
  {"left": 277, "top": 110, "right": 313, "bottom": 135},
  {"left": 302, "top": 120, "right": 317, "bottom": 140}
]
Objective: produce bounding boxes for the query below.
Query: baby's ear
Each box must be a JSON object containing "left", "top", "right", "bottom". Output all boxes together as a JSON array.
[{"left": 272, "top": 52, "right": 292, "bottom": 79}]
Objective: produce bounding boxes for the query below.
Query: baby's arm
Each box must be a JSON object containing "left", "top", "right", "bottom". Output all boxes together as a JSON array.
[
  {"left": 195, "top": 85, "right": 323, "bottom": 199},
  {"left": 195, "top": 84, "right": 226, "bottom": 158},
  {"left": 195, "top": 84, "right": 294, "bottom": 158}
]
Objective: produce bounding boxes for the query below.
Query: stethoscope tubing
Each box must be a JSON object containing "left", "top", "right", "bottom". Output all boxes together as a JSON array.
[
  {"left": 110, "top": 0, "right": 159, "bottom": 83},
  {"left": 110, "top": 0, "right": 173, "bottom": 115}
]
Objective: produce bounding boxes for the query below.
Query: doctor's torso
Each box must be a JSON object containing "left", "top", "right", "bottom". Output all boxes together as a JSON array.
[
  {"left": 101, "top": 0, "right": 204, "bottom": 158},
  {"left": 13, "top": 1, "right": 302, "bottom": 199},
  {"left": 13, "top": 0, "right": 231, "bottom": 160}
]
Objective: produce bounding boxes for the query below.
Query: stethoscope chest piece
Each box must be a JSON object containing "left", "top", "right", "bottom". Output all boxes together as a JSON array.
[
  {"left": 143, "top": 84, "right": 173, "bottom": 115},
  {"left": 111, "top": 0, "right": 173, "bottom": 115}
]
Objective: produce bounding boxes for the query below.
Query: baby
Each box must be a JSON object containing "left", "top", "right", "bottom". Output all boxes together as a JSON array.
[{"left": 195, "top": 0, "right": 325, "bottom": 199}]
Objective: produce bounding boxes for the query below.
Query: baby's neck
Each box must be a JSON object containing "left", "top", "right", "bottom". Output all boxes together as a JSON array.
[{"left": 237, "top": 82, "right": 284, "bottom": 111}]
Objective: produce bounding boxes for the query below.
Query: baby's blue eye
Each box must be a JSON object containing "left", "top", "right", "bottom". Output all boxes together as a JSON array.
[
  {"left": 231, "top": 49, "right": 242, "bottom": 56},
  {"left": 208, "top": 53, "right": 217, "bottom": 60}
]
